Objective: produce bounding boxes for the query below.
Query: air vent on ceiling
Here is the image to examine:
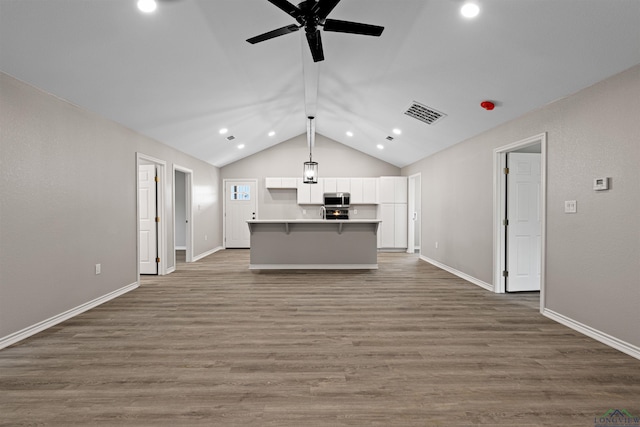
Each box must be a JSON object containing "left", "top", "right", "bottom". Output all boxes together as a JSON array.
[
  {"left": 226, "top": 135, "right": 236, "bottom": 141},
  {"left": 386, "top": 136, "right": 394, "bottom": 141},
  {"left": 405, "top": 102, "right": 447, "bottom": 125}
]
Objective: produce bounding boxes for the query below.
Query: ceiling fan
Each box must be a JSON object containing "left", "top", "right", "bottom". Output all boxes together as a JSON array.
[{"left": 247, "top": 0, "right": 384, "bottom": 62}]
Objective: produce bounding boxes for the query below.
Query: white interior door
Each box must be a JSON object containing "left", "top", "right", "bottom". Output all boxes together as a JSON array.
[
  {"left": 139, "top": 164, "right": 158, "bottom": 274},
  {"left": 507, "top": 153, "right": 541, "bottom": 292},
  {"left": 225, "top": 180, "right": 257, "bottom": 248}
]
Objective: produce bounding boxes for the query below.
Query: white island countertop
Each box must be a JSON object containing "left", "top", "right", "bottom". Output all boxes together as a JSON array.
[
  {"left": 246, "top": 219, "right": 381, "bottom": 269},
  {"left": 247, "top": 219, "right": 381, "bottom": 235}
]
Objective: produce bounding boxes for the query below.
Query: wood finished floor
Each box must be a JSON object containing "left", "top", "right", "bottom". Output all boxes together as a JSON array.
[{"left": 1, "top": 250, "right": 639, "bottom": 426}]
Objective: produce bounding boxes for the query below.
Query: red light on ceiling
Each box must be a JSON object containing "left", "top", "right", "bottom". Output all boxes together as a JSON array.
[{"left": 480, "top": 101, "right": 495, "bottom": 111}]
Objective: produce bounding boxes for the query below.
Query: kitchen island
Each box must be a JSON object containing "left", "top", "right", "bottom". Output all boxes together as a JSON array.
[{"left": 247, "top": 220, "right": 381, "bottom": 269}]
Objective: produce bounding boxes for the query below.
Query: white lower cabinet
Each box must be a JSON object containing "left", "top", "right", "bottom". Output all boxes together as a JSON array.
[{"left": 378, "top": 203, "right": 408, "bottom": 249}]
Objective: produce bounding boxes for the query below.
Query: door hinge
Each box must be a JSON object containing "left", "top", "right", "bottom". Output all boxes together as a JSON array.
[
  {"left": 156, "top": 257, "right": 160, "bottom": 263},
  {"left": 155, "top": 217, "right": 160, "bottom": 223},
  {"left": 503, "top": 219, "right": 509, "bottom": 226},
  {"left": 502, "top": 270, "right": 509, "bottom": 277},
  {"left": 154, "top": 176, "right": 160, "bottom": 183},
  {"left": 503, "top": 167, "right": 509, "bottom": 174}
]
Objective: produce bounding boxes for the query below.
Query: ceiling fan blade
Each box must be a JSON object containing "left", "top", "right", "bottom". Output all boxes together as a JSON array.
[
  {"left": 313, "top": 0, "right": 341, "bottom": 21},
  {"left": 323, "top": 19, "right": 384, "bottom": 36},
  {"left": 267, "top": 0, "right": 303, "bottom": 20},
  {"left": 247, "top": 24, "right": 300, "bottom": 44},
  {"left": 306, "top": 29, "right": 325, "bottom": 62}
]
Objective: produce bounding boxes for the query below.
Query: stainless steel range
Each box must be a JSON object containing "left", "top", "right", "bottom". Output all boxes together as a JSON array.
[{"left": 323, "top": 192, "right": 350, "bottom": 220}]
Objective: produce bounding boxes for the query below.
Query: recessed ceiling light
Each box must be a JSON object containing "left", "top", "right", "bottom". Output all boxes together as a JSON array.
[
  {"left": 219, "top": 128, "right": 228, "bottom": 135},
  {"left": 377, "top": 144, "right": 384, "bottom": 150},
  {"left": 392, "top": 128, "right": 402, "bottom": 135},
  {"left": 346, "top": 131, "right": 354, "bottom": 137},
  {"left": 268, "top": 131, "right": 276, "bottom": 137},
  {"left": 237, "top": 144, "right": 245, "bottom": 149},
  {"left": 460, "top": 2, "right": 480, "bottom": 18},
  {"left": 137, "top": 0, "right": 157, "bottom": 13}
]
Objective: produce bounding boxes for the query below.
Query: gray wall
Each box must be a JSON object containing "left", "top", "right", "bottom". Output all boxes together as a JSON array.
[
  {"left": 222, "top": 134, "right": 400, "bottom": 220},
  {"left": 403, "top": 64, "right": 640, "bottom": 348},
  {"left": 0, "top": 72, "right": 222, "bottom": 340}
]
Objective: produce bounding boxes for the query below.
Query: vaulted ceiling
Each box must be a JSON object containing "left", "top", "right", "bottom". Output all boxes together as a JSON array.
[{"left": 1, "top": 0, "right": 639, "bottom": 167}]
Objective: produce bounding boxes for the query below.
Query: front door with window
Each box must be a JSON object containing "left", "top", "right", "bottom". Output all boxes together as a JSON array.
[{"left": 225, "top": 180, "right": 256, "bottom": 248}]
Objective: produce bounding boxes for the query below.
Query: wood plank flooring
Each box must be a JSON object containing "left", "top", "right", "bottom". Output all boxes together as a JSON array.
[{"left": 1, "top": 250, "right": 639, "bottom": 426}]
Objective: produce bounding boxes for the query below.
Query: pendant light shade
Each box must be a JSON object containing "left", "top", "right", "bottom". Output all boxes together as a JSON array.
[
  {"left": 303, "top": 116, "right": 318, "bottom": 184},
  {"left": 303, "top": 160, "right": 318, "bottom": 184}
]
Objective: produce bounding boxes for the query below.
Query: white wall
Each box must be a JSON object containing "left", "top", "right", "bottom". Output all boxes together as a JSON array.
[
  {"left": 403, "top": 64, "right": 640, "bottom": 351},
  {"left": 221, "top": 134, "right": 400, "bottom": 220},
  {"left": 0, "top": 72, "right": 222, "bottom": 344}
]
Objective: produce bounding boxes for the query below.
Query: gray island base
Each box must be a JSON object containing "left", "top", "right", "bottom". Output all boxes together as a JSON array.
[{"left": 247, "top": 220, "right": 381, "bottom": 269}]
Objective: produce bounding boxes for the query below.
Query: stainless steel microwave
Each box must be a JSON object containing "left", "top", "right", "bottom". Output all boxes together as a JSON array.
[{"left": 324, "top": 192, "right": 350, "bottom": 207}]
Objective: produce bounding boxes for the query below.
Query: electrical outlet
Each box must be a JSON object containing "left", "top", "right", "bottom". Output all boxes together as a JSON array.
[
  {"left": 204, "top": 235, "right": 208, "bottom": 241},
  {"left": 95, "top": 264, "right": 101, "bottom": 275},
  {"left": 354, "top": 209, "right": 358, "bottom": 215},
  {"left": 435, "top": 241, "right": 439, "bottom": 249},
  {"left": 564, "top": 200, "right": 577, "bottom": 214}
]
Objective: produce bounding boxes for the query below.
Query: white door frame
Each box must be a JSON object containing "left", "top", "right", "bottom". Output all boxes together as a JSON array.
[
  {"left": 492, "top": 133, "right": 547, "bottom": 310},
  {"left": 407, "top": 173, "right": 422, "bottom": 254},
  {"left": 136, "top": 153, "right": 167, "bottom": 278},
  {"left": 173, "top": 165, "right": 193, "bottom": 266},
  {"left": 222, "top": 179, "right": 258, "bottom": 249}
]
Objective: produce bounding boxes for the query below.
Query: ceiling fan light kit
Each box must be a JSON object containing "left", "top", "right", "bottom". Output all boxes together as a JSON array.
[{"left": 247, "top": 0, "right": 384, "bottom": 62}]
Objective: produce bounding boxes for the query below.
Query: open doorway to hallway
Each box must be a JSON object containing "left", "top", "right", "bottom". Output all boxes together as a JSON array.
[{"left": 173, "top": 165, "right": 193, "bottom": 269}]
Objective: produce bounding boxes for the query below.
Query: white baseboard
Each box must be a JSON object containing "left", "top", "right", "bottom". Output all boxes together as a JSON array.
[
  {"left": 543, "top": 308, "right": 640, "bottom": 360},
  {"left": 192, "top": 246, "right": 223, "bottom": 262},
  {"left": 0, "top": 282, "right": 139, "bottom": 351},
  {"left": 166, "top": 266, "right": 176, "bottom": 274},
  {"left": 419, "top": 255, "right": 494, "bottom": 291},
  {"left": 174, "top": 246, "right": 187, "bottom": 250},
  {"left": 250, "top": 264, "right": 378, "bottom": 270}
]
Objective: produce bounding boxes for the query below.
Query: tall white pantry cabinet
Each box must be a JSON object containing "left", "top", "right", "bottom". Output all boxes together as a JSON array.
[{"left": 378, "top": 176, "right": 408, "bottom": 250}]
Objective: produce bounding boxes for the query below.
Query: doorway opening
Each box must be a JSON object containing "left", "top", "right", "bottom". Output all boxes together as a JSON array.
[
  {"left": 136, "top": 153, "right": 166, "bottom": 277},
  {"left": 407, "top": 173, "right": 422, "bottom": 254},
  {"left": 493, "top": 134, "right": 547, "bottom": 310},
  {"left": 173, "top": 165, "right": 193, "bottom": 269}
]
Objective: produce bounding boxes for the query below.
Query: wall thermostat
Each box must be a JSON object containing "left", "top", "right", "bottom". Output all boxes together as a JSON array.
[{"left": 593, "top": 177, "right": 609, "bottom": 191}]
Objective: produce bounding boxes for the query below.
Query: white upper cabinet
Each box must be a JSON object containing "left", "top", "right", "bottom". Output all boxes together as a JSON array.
[
  {"left": 323, "top": 178, "right": 352, "bottom": 194},
  {"left": 350, "top": 178, "right": 378, "bottom": 204},
  {"left": 362, "top": 178, "right": 379, "bottom": 204},
  {"left": 336, "top": 178, "right": 350, "bottom": 193},
  {"left": 266, "top": 177, "right": 297, "bottom": 189},
  {"left": 297, "top": 178, "right": 323, "bottom": 204},
  {"left": 294, "top": 176, "right": 385, "bottom": 205},
  {"left": 323, "top": 178, "right": 336, "bottom": 193},
  {"left": 379, "top": 176, "right": 407, "bottom": 203}
]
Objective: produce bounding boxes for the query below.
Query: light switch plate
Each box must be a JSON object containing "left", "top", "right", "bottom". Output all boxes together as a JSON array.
[{"left": 564, "top": 200, "right": 577, "bottom": 213}]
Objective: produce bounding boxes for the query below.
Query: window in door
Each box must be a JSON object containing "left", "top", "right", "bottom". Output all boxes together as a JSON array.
[{"left": 230, "top": 185, "right": 251, "bottom": 201}]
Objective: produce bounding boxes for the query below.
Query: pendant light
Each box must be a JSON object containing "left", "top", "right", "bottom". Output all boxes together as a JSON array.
[{"left": 303, "top": 116, "right": 318, "bottom": 184}]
